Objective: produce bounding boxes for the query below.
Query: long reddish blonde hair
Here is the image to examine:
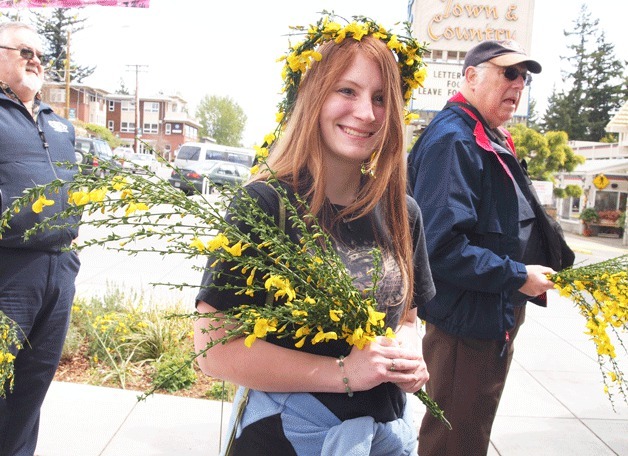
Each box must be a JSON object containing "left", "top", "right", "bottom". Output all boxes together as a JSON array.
[{"left": 253, "top": 36, "right": 414, "bottom": 311}]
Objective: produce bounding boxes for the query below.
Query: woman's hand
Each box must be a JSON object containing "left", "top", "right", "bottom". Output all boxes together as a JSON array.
[{"left": 343, "top": 335, "right": 427, "bottom": 392}]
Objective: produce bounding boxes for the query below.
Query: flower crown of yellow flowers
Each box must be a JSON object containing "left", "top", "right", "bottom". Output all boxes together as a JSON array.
[{"left": 254, "top": 13, "right": 429, "bottom": 165}]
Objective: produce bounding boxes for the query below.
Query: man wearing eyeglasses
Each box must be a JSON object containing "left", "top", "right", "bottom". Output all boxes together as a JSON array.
[
  {"left": 407, "top": 40, "right": 574, "bottom": 455},
  {"left": 0, "top": 21, "right": 80, "bottom": 456}
]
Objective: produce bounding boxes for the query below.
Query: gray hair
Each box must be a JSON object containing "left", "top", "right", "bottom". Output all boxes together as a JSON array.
[{"left": 0, "top": 21, "right": 37, "bottom": 40}]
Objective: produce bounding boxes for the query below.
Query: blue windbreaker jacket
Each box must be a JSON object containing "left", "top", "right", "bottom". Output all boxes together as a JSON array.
[
  {"left": 0, "top": 92, "right": 79, "bottom": 251},
  {"left": 407, "top": 94, "right": 530, "bottom": 340}
]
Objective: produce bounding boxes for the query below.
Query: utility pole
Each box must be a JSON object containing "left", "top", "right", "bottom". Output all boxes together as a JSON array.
[
  {"left": 126, "top": 64, "right": 148, "bottom": 154},
  {"left": 64, "top": 30, "right": 71, "bottom": 119}
]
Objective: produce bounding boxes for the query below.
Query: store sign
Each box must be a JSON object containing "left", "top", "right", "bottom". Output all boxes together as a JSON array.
[{"left": 411, "top": 0, "right": 534, "bottom": 51}]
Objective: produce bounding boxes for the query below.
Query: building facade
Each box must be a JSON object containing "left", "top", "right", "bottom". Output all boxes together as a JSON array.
[
  {"left": 554, "top": 102, "right": 628, "bottom": 242},
  {"left": 41, "top": 82, "right": 200, "bottom": 160},
  {"left": 41, "top": 81, "right": 109, "bottom": 126},
  {"left": 105, "top": 94, "right": 200, "bottom": 160}
]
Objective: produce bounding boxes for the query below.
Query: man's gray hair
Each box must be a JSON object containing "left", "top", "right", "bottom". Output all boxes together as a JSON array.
[{"left": 0, "top": 21, "right": 37, "bottom": 40}]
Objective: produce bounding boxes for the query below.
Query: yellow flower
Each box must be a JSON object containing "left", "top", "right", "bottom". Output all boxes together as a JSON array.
[
  {"left": 124, "top": 202, "right": 149, "bottom": 217},
  {"left": 265, "top": 275, "right": 296, "bottom": 301},
  {"left": 367, "top": 306, "right": 386, "bottom": 327},
  {"left": 254, "top": 144, "right": 269, "bottom": 159},
  {"left": 111, "top": 176, "right": 128, "bottom": 191},
  {"left": 254, "top": 318, "right": 277, "bottom": 338},
  {"left": 343, "top": 22, "right": 368, "bottom": 41},
  {"left": 32, "top": 195, "right": 55, "bottom": 213},
  {"left": 207, "top": 233, "right": 229, "bottom": 251},
  {"left": 246, "top": 268, "right": 256, "bottom": 287},
  {"left": 312, "top": 328, "right": 338, "bottom": 344},
  {"left": 224, "top": 240, "right": 246, "bottom": 257},
  {"left": 190, "top": 237, "right": 206, "bottom": 252},
  {"left": 265, "top": 131, "right": 277, "bottom": 145},
  {"left": 329, "top": 309, "right": 343, "bottom": 322},
  {"left": 292, "top": 309, "right": 308, "bottom": 318},
  {"left": 386, "top": 35, "right": 402, "bottom": 52},
  {"left": 295, "top": 325, "right": 311, "bottom": 339},
  {"left": 321, "top": 21, "right": 342, "bottom": 37},
  {"left": 294, "top": 336, "right": 307, "bottom": 348},
  {"left": 88, "top": 188, "right": 107, "bottom": 203},
  {"left": 69, "top": 190, "right": 90, "bottom": 206}
]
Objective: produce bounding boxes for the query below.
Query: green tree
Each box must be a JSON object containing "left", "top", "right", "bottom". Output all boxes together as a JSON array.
[
  {"left": 510, "top": 124, "right": 585, "bottom": 182},
  {"left": 195, "top": 95, "right": 247, "bottom": 146},
  {"left": 526, "top": 98, "right": 541, "bottom": 130},
  {"left": 541, "top": 4, "right": 625, "bottom": 141},
  {"left": 77, "top": 122, "right": 122, "bottom": 148},
  {"left": 115, "top": 78, "right": 130, "bottom": 95},
  {"left": 32, "top": 8, "right": 95, "bottom": 83}
]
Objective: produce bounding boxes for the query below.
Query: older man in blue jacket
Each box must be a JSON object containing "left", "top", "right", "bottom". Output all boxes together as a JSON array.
[
  {"left": 408, "top": 40, "right": 572, "bottom": 456},
  {"left": 0, "top": 22, "right": 80, "bottom": 455}
]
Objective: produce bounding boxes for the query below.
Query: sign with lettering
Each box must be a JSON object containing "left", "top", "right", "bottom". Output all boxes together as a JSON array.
[
  {"left": 411, "top": 0, "right": 534, "bottom": 51},
  {"left": 409, "top": 0, "right": 535, "bottom": 115}
]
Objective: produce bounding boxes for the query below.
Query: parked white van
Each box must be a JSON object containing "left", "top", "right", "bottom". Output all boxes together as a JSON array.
[{"left": 173, "top": 142, "right": 255, "bottom": 168}]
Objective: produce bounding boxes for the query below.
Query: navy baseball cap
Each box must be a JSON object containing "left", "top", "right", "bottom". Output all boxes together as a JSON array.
[{"left": 463, "top": 40, "right": 542, "bottom": 73}]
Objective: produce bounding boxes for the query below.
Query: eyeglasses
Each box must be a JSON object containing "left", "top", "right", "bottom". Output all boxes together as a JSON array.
[
  {"left": 502, "top": 66, "right": 532, "bottom": 86},
  {"left": 0, "top": 44, "right": 44, "bottom": 62},
  {"left": 478, "top": 64, "right": 532, "bottom": 86}
]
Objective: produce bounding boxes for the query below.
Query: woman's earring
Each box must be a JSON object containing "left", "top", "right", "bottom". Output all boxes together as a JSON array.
[{"left": 361, "top": 151, "right": 379, "bottom": 178}]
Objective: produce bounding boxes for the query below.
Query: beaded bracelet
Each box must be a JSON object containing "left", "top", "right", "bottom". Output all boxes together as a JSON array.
[{"left": 337, "top": 355, "right": 353, "bottom": 397}]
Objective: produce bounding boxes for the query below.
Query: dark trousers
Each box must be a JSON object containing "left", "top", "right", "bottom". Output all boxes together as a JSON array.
[
  {"left": 418, "top": 306, "right": 526, "bottom": 456},
  {"left": 0, "top": 248, "right": 80, "bottom": 456}
]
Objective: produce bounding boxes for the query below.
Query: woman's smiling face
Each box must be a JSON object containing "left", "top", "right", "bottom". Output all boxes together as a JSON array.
[{"left": 318, "top": 53, "right": 385, "bottom": 170}]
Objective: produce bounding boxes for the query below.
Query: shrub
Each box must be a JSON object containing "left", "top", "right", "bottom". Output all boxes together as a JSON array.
[
  {"left": 564, "top": 185, "right": 583, "bottom": 198},
  {"left": 579, "top": 208, "right": 600, "bottom": 223},
  {"left": 153, "top": 351, "right": 197, "bottom": 392},
  {"left": 553, "top": 187, "right": 566, "bottom": 199},
  {"left": 205, "top": 380, "right": 237, "bottom": 401},
  {"left": 63, "top": 286, "right": 197, "bottom": 391},
  {"left": 127, "top": 303, "right": 193, "bottom": 362}
]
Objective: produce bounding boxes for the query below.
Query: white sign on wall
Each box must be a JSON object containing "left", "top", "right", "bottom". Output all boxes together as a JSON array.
[{"left": 411, "top": 0, "right": 535, "bottom": 52}]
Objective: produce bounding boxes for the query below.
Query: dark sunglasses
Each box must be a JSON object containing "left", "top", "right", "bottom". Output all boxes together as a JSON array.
[
  {"left": 502, "top": 66, "right": 532, "bottom": 86},
  {"left": 0, "top": 44, "right": 44, "bottom": 62}
]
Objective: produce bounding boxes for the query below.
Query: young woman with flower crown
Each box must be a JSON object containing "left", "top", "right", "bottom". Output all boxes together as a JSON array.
[{"left": 194, "top": 17, "right": 435, "bottom": 455}]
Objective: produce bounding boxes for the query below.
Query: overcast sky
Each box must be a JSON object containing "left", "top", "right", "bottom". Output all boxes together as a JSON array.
[{"left": 7, "top": 0, "right": 627, "bottom": 146}]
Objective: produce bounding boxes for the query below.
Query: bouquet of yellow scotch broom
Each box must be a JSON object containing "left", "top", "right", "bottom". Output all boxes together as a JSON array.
[
  {"left": 0, "top": 158, "right": 450, "bottom": 428},
  {"left": 550, "top": 254, "right": 628, "bottom": 408}
]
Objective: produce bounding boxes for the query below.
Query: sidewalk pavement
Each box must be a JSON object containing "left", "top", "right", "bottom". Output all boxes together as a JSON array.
[{"left": 35, "top": 233, "right": 628, "bottom": 455}]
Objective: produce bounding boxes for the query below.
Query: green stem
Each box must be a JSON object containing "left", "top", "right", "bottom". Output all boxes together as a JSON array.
[{"left": 415, "top": 389, "right": 452, "bottom": 430}]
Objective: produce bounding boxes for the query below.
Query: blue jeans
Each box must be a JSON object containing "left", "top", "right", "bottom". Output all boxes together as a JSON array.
[{"left": 0, "top": 248, "right": 80, "bottom": 456}]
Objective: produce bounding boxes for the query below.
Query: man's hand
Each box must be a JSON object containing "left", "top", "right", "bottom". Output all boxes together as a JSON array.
[{"left": 519, "top": 264, "right": 555, "bottom": 297}]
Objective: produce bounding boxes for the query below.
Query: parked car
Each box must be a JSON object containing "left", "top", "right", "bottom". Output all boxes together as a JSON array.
[
  {"left": 113, "top": 146, "right": 134, "bottom": 160},
  {"left": 173, "top": 142, "right": 255, "bottom": 169},
  {"left": 75, "top": 137, "right": 121, "bottom": 177},
  {"left": 122, "top": 153, "right": 159, "bottom": 174},
  {"left": 168, "top": 160, "right": 251, "bottom": 195}
]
